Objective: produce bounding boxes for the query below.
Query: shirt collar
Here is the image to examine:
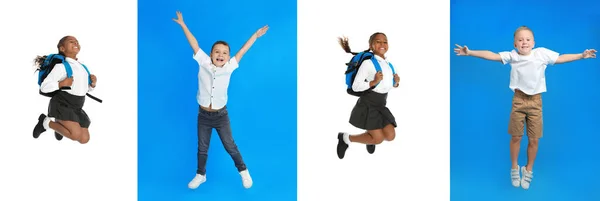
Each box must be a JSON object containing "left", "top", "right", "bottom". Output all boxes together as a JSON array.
[
  {"left": 373, "top": 54, "right": 387, "bottom": 62},
  {"left": 65, "top": 57, "right": 78, "bottom": 63}
]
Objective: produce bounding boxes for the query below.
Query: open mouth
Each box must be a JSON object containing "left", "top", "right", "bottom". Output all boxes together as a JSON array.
[{"left": 216, "top": 58, "right": 224, "bottom": 62}]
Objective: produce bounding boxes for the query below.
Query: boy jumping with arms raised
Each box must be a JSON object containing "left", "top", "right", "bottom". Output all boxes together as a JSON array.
[{"left": 454, "top": 25, "right": 596, "bottom": 190}]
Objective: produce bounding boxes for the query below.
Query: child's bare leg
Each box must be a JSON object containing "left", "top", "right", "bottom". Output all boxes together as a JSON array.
[
  {"left": 349, "top": 129, "right": 385, "bottom": 145},
  {"left": 80, "top": 128, "right": 90, "bottom": 144},
  {"left": 49, "top": 121, "right": 71, "bottom": 138},
  {"left": 55, "top": 120, "right": 84, "bottom": 143},
  {"left": 526, "top": 137, "right": 539, "bottom": 171},
  {"left": 382, "top": 124, "right": 396, "bottom": 141},
  {"left": 337, "top": 129, "right": 385, "bottom": 159},
  {"left": 510, "top": 135, "right": 522, "bottom": 169}
]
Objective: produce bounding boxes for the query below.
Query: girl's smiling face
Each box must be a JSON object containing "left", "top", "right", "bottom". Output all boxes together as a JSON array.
[
  {"left": 59, "top": 36, "right": 81, "bottom": 58},
  {"left": 370, "top": 33, "right": 388, "bottom": 58}
]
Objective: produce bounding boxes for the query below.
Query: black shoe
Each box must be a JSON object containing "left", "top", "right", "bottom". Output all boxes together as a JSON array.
[
  {"left": 55, "top": 132, "right": 63, "bottom": 141},
  {"left": 33, "top": 114, "right": 47, "bottom": 139},
  {"left": 337, "top": 133, "right": 349, "bottom": 159},
  {"left": 366, "top": 145, "right": 376, "bottom": 154}
]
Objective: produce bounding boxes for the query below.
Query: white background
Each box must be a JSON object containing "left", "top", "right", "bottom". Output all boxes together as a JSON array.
[
  {"left": 297, "top": 0, "right": 450, "bottom": 200},
  {"left": 0, "top": 0, "right": 137, "bottom": 201}
]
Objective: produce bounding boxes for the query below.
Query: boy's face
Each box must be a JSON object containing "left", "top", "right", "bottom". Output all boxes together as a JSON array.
[
  {"left": 211, "top": 44, "right": 230, "bottom": 67},
  {"left": 370, "top": 34, "right": 388, "bottom": 57},
  {"left": 513, "top": 30, "right": 535, "bottom": 55}
]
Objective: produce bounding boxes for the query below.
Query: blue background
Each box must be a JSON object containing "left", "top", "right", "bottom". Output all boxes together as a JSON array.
[
  {"left": 137, "top": 0, "right": 297, "bottom": 200},
  {"left": 451, "top": 0, "right": 600, "bottom": 200}
]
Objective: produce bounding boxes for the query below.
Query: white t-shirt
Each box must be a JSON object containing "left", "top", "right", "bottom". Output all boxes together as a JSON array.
[
  {"left": 352, "top": 55, "right": 395, "bottom": 94},
  {"left": 40, "top": 57, "right": 94, "bottom": 96},
  {"left": 193, "top": 47, "right": 239, "bottom": 110},
  {"left": 499, "top": 47, "right": 559, "bottom": 95}
]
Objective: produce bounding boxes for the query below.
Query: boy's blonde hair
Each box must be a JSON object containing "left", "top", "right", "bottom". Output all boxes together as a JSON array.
[{"left": 514, "top": 26, "right": 534, "bottom": 38}]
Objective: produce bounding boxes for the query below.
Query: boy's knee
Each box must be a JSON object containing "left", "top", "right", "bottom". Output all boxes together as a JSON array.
[
  {"left": 528, "top": 137, "right": 539, "bottom": 145},
  {"left": 223, "top": 141, "right": 240, "bottom": 154},
  {"left": 511, "top": 135, "right": 522, "bottom": 143}
]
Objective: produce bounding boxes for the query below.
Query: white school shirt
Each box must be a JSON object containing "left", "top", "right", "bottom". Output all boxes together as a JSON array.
[
  {"left": 193, "top": 48, "right": 239, "bottom": 110},
  {"left": 352, "top": 54, "right": 395, "bottom": 94},
  {"left": 498, "top": 47, "right": 559, "bottom": 95},
  {"left": 40, "top": 57, "right": 94, "bottom": 97}
]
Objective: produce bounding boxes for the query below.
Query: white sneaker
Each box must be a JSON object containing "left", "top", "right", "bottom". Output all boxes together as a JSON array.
[
  {"left": 239, "top": 170, "right": 253, "bottom": 189},
  {"left": 188, "top": 174, "right": 206, "bottom": 189},
  {"left": 520, "top": 166, "right": 533, "bottom": 190},
  {"left": 511, "top": 166, "right": 520, "bottom": 187}
]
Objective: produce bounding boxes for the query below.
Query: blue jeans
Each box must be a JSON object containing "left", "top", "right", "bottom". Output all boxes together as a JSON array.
[{"left": 196, "top": 106, "right": 247, "bottom": 175}]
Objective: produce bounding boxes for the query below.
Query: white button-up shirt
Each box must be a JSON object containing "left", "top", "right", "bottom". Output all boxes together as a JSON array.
[
  {"left": 499, "top": 47, "right": 559, "bottom": 95},
  {"left": 352, "top": 54, "right": 395, "bottom": 94},
  {"left": 40, "top": 57, "right": 94, "bottom": 96},
  {"left": 193, "top": 48, "right": 239, "bottom": 110}
]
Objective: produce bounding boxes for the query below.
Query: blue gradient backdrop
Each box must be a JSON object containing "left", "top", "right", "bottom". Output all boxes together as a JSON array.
[
  {"left": 138, "top": 0, "right": 297, "bottom": 200},
  {"left": 451, "top": 0, "right": 600, "bottom": 200}
]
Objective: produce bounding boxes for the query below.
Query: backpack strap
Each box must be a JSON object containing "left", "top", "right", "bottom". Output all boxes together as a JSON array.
[
  {"left": 370, "top": 57, "right": 398, "bottom": 87},
  {"left": 59, "top": 56, "right": 73, "bottom": 91},
  {"left": 62, "top": 59, "right": 73, "bottom": 78},
  {"left": 370, "top": 56, "right": 382, "bottom": 87},
  {"left": 81, "top": 63, "right": 93, "bottom": 85},
  {"left": 388, "top": 62, "right": 397, "bottom": 86},
  {"left": 80, "top": 63, "right": 102, "bottom": 103}
]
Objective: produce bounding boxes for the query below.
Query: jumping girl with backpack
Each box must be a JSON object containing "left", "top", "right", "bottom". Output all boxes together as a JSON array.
[
  {"left": 337, "top": 32, "right": 400, "bottom": 159},
  {"left": 32, "top": 35, "right": 100, "bottom": 144}
]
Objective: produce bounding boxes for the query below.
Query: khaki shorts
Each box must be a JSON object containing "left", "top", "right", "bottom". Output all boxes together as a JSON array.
[{"left": 508, "top": 90, "right": 543, "bottom": 138}]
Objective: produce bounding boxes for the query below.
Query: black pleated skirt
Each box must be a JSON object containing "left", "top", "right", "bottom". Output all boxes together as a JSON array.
[
  {"left": 349, "top": 91, "right": 396, "bottom": 130},
  {"left": 48, "top": 91, "right": 91, "bottom": 128}
]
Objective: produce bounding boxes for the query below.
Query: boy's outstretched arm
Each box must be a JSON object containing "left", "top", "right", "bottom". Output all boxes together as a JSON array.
[
  {"left": 235, "top": 25, "right": 269, "bottom": 63},
  {"left": 555, "top": 49, "right": 596, "bottom": 64},
  {"left": 173, "top": 11, "right": 200, "bottom": 54},
  {"left": 454, "top": 44, "right": 502, "bottom": 63}
]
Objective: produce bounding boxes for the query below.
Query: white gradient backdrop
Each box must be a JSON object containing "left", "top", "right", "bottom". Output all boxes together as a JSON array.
[
  {"left": 0, "top": 0, "right": 137, "bottom": 200},
  {"left": 297, "top": 0, "right": 451, "bottom": 200}
]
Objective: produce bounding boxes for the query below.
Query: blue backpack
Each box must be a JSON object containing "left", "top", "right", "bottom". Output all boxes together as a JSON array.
[
  {"left": 345, "top": 51, "right": 396, "bottom": 96},
  {"left": 37, "top": 54, "right": 102, "bottom": 103}
]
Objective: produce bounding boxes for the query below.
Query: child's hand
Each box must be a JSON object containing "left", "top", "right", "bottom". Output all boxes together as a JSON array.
[
  {"left": 393, "top": 74, "right": 400, "bottom": 87},
  {"left": 583, "top": 49, "right": 596, "bottom": 59},
  {"left": 374, "top": 71, "right": 383, "bottom": 83},
  {"left": 90, "top": 74, "right": 97, "bottom": 88},
  {"left": 172, "top": 11, "right": 185, "bottom": 25},
  {"left": 454, "top": 44, "right": 469, "bottom": 56},
  {"left": 255, "top": 25, "right": 269, "bottom": 38},
  {"left": 59, "top": 78, "right": 74, "bottom": 88}
]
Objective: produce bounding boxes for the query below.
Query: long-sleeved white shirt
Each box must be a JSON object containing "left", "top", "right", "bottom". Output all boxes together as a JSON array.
[
  {"left": 352, "top": 54, "right": 395, "bottom": 94},
  {"left": 40, "top": 57, "right": 94, "bottom": 97}
]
